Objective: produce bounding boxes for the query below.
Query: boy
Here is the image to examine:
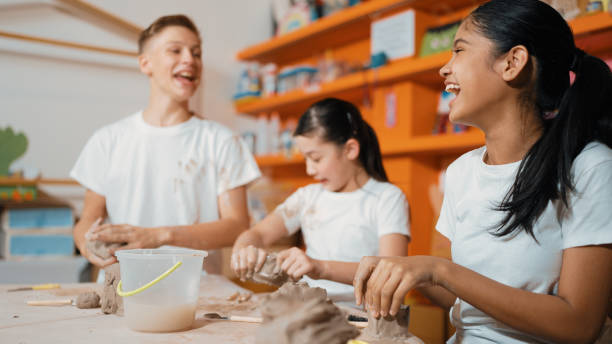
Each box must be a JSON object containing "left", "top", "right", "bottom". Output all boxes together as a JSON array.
[{"left": 71, "top": 15, "right": 260, "bottom": 273}]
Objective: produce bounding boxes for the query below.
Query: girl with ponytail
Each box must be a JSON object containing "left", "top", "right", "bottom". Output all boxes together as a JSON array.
[
  {"left": 232, "top": 98, "right": 410, "bottom": 300},
  {"left": 354, "top": 0, "right": 612, "bottom": 342}
]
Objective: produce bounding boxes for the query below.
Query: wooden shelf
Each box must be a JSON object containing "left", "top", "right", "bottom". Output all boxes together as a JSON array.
[
  {"left": 255, "top": 131, "right": 484, "bottom": 168},
  {"left": 236, "top": 51, "right": 450, "bottom": 117},
  {"left": 237, "top": 0, "right": 483, "bottom": 64},
  {"left": 255, "top": 154, "right": 304, "bottom": 167},
  {"left": 384, "top": 130, "right": 485, "bottom": 156},
  {"left": 238, "top": 0, "right": 404, "bottom": 63},
  {"left": 0, "top": 177, "right": 79, "bottom": 186},
  {"left": 570, "top": 11, "right": 612, "bottom": 35},
  {"left": 571, "top": 12, "right": 612, "bottom": 54}
]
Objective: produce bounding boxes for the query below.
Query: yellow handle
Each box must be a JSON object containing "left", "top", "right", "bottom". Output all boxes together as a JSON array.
[
  {"left": 32, "top": 283, "right": 60, "bottom": 290},
  {"left": 347, "top": 341, "right": 370, "bottom": 344},
  {"left": 116, "top": 261, "right": 182, "bottom": 297}
]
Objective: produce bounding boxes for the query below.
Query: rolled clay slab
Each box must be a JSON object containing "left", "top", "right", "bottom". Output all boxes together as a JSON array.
[
  {"left": 256, "top": 282, "right": 360, "bottom": 344},
  {"left": 252, "top": 254, "right": 290, "bottom": 286}
]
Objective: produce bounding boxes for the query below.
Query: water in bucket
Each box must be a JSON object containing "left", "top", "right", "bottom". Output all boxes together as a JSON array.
[{"left": 115, "top": 248, "right": 207, "bottom": 332}]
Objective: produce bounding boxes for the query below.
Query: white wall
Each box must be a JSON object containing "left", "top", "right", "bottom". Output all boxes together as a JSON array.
[{"left": 0, "top": 0, "right": 271, "bottom": 179}]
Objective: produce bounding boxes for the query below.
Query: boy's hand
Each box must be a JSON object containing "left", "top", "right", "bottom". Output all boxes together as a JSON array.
[
  {"left": 276, "top": 247, "right": 321, "bottom": 281},
  {"left": 83, "top": 218, "right": 116, "bottom": 268},
  {"left": 88, "top": 223, "right": 166, "bottom": 253},
  {"left": 231, "top": 245, "right": 267, "bottom": 281}
]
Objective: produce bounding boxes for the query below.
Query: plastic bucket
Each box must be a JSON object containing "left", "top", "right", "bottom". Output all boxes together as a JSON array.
[{"left": 115, "top": 248, "right": 207, "bottom": 332}]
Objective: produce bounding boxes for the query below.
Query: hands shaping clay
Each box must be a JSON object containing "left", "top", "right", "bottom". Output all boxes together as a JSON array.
[
  {"left": 256, "top": 282, "right": 360, "bottom": 344},
  {"left": 100, "top": 263, "right": 123, "bottom": 315},
  {"left": 85, "top": 236, "right": 123, "bottom": 261},
  {"left": 252, "top": 254, "right": 290, "bottom": 287}
]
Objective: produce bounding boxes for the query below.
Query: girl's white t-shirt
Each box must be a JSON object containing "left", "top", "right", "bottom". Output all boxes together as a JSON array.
[
  {"left": 437, "top": 141, "right": 612, "bottom": 343},
  {"left": 275, "top": 178, "right": 411, "bottom": 299},
  {"left": 71, "top": 112, "right": 261, "bottom": 272}
]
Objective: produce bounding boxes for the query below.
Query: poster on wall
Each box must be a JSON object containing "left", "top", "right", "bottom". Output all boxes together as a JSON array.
[{"left": 371, "top": 10, "right": 415, "bottom": 60}]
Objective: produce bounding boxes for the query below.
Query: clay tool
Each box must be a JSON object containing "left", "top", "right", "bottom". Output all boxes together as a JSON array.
[
  {"left": 202, "top": 312, "right": 367, "bottom": 328},
  {"left": 348, "top": 314, "right": 368, "bottom": 322},
  {"left": 26, "top": 299, "right": 73, "bottom": 306},
  {"left": 8, "top": 283, "right": 60, "bottom": 292},
  {"left": 204, "top": 313, "right": 263, "bottom": 323}
]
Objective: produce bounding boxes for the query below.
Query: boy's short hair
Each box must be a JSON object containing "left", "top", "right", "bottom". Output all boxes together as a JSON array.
[{"left": 138, "top": 15, "right": 200, "bottom": 54}]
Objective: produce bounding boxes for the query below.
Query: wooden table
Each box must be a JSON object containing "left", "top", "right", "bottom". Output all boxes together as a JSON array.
[
  {"left": 1, "top": 274, "right": 262, "bottom": 343},
  {"left": 1, "top": 275, "right": 425, "bottom": 343}
]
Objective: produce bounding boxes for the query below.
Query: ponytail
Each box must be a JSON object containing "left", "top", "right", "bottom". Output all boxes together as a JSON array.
[
  {"left": 294, "top": 98, "right": 388, "bottom": 182},
  {"left": 470, "top": 0, "right": 612, "bottom": 240}
]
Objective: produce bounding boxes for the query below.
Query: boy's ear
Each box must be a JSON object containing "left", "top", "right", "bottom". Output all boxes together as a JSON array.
[
  {"left": 139, "top": 54, "right": 153, "bottom": 76},
  {"left": 344, "top": 138, "right": 360, "bottom": 161},
  {"left": 498, "top": 45, "right": 531, "bottom": 83}
]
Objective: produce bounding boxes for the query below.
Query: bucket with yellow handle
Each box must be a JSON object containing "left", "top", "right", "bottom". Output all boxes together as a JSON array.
[{"left": 115, "top": 248, "right": 207, "bottom": 332}]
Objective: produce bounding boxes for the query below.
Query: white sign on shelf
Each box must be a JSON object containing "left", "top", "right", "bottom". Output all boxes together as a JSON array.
[{"left": 371, "top": 9, "right": 415, "bottom": 60}]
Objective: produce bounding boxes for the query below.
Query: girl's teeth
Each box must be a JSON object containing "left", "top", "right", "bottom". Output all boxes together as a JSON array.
[{"left": 445, "top": 84, "right": 460, "bottom": 92}]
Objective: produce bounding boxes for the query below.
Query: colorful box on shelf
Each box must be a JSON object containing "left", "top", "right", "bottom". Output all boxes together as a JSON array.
[
  {"left": 419, "top": 21, "right": 460, "bottom": 57},
  {"left": 0, "top": 207, "right": 75, "bottom": 259},
  {"left": 277, "top": 65, "right": 318, "bottom": 94},
  {"left": 0, "top": 184, "right": 37, "bottom": 202},
  {"left": 233, "top": 91, "right": 262, "bottom": 105}
]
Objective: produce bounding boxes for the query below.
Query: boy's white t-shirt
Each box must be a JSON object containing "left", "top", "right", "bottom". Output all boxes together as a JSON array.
[
  {"left": 275, "top": 178, "right": 411, "bottom": 299},
  {"left": 71, "top": 112, "right": 261, "bottom": 272},
  {"left": 437, "top": 141, "right": 612, "bottom": 343}
]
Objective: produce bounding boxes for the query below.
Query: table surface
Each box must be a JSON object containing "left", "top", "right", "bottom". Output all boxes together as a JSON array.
[{"left": 0, "top": 275, "right": 423, "bottom": 344}]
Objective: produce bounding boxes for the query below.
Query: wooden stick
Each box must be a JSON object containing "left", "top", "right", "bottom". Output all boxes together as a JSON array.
[
  {"left": 26, "top": 299, "right": 72, "bottom": 306},
  {"left": 228, "top": 315, "right": 263, "bottom": 323}
]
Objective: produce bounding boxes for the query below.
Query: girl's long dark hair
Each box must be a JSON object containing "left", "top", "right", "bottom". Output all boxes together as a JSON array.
[
  {"left": 470, "top": 0, "right": 612, "bottom": 240},
  {"left": 294, "top": 98, "right": 388, "bottom": 182}
]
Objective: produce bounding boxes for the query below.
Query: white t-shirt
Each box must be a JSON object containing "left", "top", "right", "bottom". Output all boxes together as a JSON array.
[
  {"left": 275, "top": 178, "right": 411, "bottom": 299},
  {"left": 71, "top": 112, "right": 261, "bottom": 272},
  {"left": 437, "top": 141, "right": 612, "bottom": 343}
]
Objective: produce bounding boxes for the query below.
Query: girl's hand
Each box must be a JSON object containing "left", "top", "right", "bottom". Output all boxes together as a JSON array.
[
  {"left": 354, "top": 256, "right": 447, "bottom": 318},
  {"left": 276, "top": 247, "right": 321, "bottom": 281},
  {"left": 88, "top": 223, "right": 166, "bottom": 253},
  {"left": 231, "top": 245, "right": 268, "bottom": 281}
]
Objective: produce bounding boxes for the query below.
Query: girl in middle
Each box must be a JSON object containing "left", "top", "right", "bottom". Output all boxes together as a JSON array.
[{"left": 232, "top": 97, "right": 410, "bottom": 300}]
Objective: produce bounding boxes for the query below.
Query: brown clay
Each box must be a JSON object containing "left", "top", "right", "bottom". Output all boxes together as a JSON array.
[
  {"left": 75, "top": 291, "right": 100, "bottom": 309},
  {"left": 364, "top": 306, "right": 414, "bottom": 343},
  {"left": 100, "top": 263, "right": 123, "bottom": 315},
  {"left": 252, "top": 254, "right": 290, "bottom": 287},
  {"left": 256, "top": 282, "right": 359, "bottom": 344},
  {"left": 85, "top": 239, "right": 122, "bottom": 260}
]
